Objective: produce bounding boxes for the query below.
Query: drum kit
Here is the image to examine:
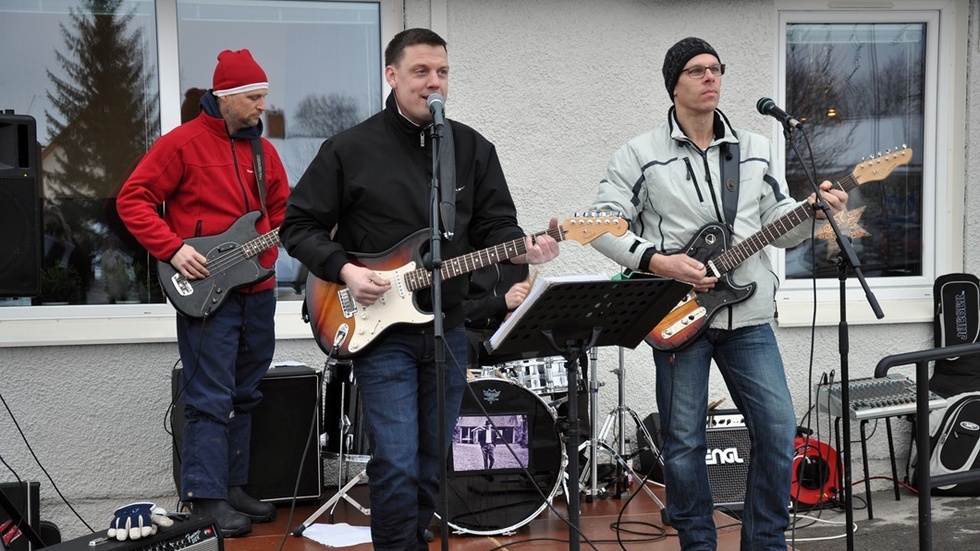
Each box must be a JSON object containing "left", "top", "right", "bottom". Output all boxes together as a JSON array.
[{"left": 307, "top": 351, "right": 666, "bottom": 537}]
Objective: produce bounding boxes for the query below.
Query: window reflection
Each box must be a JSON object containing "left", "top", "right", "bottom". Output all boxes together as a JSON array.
[
  {"left": 783, "top": 23, "right": 925, "bottom": 280},
  {"left": 0, "top": 0, "right": 382, "bottom": 307}
]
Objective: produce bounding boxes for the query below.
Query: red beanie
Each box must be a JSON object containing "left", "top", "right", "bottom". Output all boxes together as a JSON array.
[{"left": 212, "top": 49, "right": 268, "bottom": 97}]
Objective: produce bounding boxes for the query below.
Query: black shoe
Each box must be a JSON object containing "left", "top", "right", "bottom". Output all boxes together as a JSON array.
[
  {"left": 191, "top": 499, "right": 251, "bottom": 538},
  {"left": 227, "top": 486, "right": 277, "bottom": 523}
]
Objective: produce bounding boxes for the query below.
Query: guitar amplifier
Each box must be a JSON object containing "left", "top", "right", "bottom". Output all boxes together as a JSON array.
[
  {"left": 638, "top": 409, "right": 750, "bottom": 510},
  {"left": 39, "top": 516, "right": 220, "bottom": 551},
  {"left": 172, "top": 363, "right": 322, "bottom": 503}
]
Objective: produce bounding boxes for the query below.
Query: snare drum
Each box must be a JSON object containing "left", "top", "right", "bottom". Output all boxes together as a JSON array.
[
  {"left": 498, "top": 356, "right": 568, "bottom": 396},
  {"left": 447, "top": 377, "right": 567, "bottom": 535}
]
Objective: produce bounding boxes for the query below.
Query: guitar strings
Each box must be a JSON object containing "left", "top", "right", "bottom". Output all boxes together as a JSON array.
[
  {"left": 405, "top": 226, "right": 561, "bottom": 291},
  {"left": 183, "top": 230, "right": 280, "bottom": 289}
]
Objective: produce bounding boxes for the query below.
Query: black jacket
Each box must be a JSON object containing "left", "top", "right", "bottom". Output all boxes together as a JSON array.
[{"left": 281, "top": 92, "right": 526, "bottom": 329}]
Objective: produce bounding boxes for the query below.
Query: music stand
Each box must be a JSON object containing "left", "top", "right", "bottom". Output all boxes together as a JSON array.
[{"left": 484, "top": 276, "right": 690, "bottom": 551}]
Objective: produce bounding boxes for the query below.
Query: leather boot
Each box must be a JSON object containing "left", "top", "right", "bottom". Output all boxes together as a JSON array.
[
  {"left": 227, "top": 486, "right": 277, "bottom": 523},
  {"left": 191, "top": 499, "right": 251, "bottom": 538}
]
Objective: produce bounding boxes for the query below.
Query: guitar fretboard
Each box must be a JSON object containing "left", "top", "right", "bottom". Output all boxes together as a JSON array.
[
  {"left": 712, "top": 147, "right": 910, "bottom": 275},
  {"left": 240, "top": 228, "right": 281, "bottom": 259},
  {"left": 402, "top": 226, "right": 564, "bottom": 292}
]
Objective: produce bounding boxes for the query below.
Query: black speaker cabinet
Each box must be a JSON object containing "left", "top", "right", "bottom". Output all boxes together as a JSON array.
[
  {"left": 0, "top": 112, "right": 41, "bottom": 297},
  {"left": 638, "top": 409, "right": 750, "bottom": 510},
  {"left": 172, "top": 364, "right": 322, "bottom": 503}
]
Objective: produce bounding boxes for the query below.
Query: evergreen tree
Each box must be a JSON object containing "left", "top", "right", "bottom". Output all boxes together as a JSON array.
[{"left": 44, "top": 0, "right": 157, "bottom": 232}]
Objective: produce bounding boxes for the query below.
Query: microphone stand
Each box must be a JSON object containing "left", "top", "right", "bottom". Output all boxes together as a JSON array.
[
  {"left": 428, "top": 119, "right": 452, "bottom": 551},
  {"left": 783, "top": 123, "right": 883, "bottom": 551}
]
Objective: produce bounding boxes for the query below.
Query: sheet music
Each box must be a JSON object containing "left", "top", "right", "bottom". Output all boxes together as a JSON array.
[{"left": 488, "top": 273, "right": 608, "bottom": 351}]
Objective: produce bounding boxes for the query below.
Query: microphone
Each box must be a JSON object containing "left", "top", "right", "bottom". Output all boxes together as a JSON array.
[
  {"left": 756, "top": 97, "right": 803, "bottom": 129},
  {"left": 426, "top": 93, "right": 446, "bottom": 129}
]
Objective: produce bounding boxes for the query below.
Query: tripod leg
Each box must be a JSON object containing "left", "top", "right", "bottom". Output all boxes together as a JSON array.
[{"left": 292, "top": 469, "right": 369, "bottom": 536}]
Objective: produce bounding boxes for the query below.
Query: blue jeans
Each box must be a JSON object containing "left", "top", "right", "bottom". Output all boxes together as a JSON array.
[
  {"left": 653, "top": 324, "right": 795, "bottom": 551},
  {"left": 353, "top": 326, "right": 467, "bottom": 551},
  {"left": 176, "top": 291, "right": 275, "bottom": 500}
]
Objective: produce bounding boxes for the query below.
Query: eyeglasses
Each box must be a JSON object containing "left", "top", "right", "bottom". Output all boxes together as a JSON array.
[{"left": 680, "top": 64, "right": 726, "bottom": 79}]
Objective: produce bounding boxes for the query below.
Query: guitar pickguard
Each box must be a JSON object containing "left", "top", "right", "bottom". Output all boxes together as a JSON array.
[{"left": 647, "top": 222, "right": 756, "bottom": 351}]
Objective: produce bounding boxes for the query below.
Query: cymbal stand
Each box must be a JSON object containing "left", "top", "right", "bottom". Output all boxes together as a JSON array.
[{"left": 578, "top": 348, "right": 667, "bottom": 513}]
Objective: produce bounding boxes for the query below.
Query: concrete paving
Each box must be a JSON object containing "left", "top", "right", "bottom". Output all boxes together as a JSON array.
[{"left": 785, "top": 489, "right": 980, "bottom": 550}]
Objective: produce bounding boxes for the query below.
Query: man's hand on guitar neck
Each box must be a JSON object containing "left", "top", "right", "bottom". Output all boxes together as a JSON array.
[
  {"left": 340, "top": 263, "right": 392, "bottom": 306},
  {"left": 514, "top": 217, "right": 560, "bottom": 265},
  {"left": 808, "top": 180, "right": 849, "bottom": 219},
  {"left": 649, "top": 253, "right": 717, "bottom": 293},
  {"left": 171, "top": 243, "right": 210, "bottom": 280}
]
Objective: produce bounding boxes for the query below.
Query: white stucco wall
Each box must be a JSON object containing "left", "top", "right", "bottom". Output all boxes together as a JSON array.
[{"left": 1, "top": 0, "right": 975, "bottom": 540}]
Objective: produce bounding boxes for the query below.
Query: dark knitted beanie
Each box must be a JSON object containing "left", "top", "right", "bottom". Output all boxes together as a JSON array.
[{"left": 662, "top": 37, "right": 720, "bottom": 101}]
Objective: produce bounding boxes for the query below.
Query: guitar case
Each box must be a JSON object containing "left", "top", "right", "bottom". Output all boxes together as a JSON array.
[{"left": 931, "top": 273, "right": 980, "bottom": 398}]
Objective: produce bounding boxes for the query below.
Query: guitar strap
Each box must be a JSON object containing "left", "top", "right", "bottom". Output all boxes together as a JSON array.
[
  {"left": 720, "top": 142, "right": 740, "bottom": 229},
  {"left": 250, "top": 138, "right": 267, "bottom": 215},
  {"left": 437, "top": 120, "right": 457, "bottom": 239}
]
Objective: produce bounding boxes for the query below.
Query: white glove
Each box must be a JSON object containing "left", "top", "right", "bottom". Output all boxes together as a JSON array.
[{"left": 106, "top": 502, "right": 174, "bottom": 541}]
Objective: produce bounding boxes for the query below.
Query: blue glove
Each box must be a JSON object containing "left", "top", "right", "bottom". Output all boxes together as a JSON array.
[{"left": 106, "top": 502, "right": 174, "bottom": 541}]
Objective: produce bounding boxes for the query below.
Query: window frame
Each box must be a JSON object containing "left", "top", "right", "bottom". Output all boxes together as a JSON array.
[
  {"left": 0, "top": 0, "right": 400, "bottom": 347},
  {"left": 772, "top": 0, "right": 966, "bottom": 328}
]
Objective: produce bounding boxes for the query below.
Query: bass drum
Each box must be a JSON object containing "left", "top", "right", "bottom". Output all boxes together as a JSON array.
[{"left": 447, "top": 377, "right": 567, "bottom": 535}]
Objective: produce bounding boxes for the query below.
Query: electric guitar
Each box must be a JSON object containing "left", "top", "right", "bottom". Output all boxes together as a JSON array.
[
  {"left": 647, "top": 147, "right": 913, "bottom": 352},
  {"left": 157, "top": 211, "right": 280, "bottom": 318},
  {"left": 305, "top": 214, "right": 627, "bottom": 358}
]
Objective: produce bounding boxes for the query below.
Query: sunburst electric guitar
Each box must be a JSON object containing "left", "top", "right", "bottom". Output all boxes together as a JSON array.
[
  {"left": 157, "top": 211, "right": 280, "bottom": 318},
  {"left": 647, "top": 147, "right": 913, "bottom": 352},
  {"left": 305, "top": 214, "right": 627, "bottom": 358}
]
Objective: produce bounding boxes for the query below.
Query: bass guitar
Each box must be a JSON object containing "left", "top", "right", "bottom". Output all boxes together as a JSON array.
[
  {"left": 647, "top": 147, "right": 912, "bottom": 352},
  {"left": 157, "top": 211, "right": 280, "bottom": 318},
  {"left": 305, "top": 214, "right": 627, "bottom": 358}
]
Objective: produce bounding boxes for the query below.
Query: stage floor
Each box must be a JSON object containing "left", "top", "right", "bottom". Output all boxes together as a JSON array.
[{"left": 225, "top": 482, "right": 753, "bottom": 551}]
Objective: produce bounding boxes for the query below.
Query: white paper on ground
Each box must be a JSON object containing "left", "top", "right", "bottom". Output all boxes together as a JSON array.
[{"left": 302, "top": 522, "right": 372, "bottom": 547}]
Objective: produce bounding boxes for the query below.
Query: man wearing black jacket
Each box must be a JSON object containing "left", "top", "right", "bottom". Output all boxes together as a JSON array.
[{"left": 280, "top": 28, "right": 559, "bottom": 551}]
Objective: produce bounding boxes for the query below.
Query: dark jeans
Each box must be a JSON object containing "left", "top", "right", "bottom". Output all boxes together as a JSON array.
[
  {"left": 176, "top": 290, "right": 275, "bottom": 500},
  {"left": 654, "top": 324, "right": 795, "bottom": 551},
  {"left": 353, "top": 326, "right": 467, "bottom": 551}
]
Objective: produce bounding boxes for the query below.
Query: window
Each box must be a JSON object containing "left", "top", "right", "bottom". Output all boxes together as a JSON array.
[
  {"left": 774, "top": 2, "right": 963, "bottom": 325},
  {"left": 0, "top": 0, "right": 394, "bottom": 345}
]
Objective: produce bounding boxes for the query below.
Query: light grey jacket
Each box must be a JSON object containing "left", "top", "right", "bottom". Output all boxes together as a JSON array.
[{"left": 591, "top": 108, "right": 815, "bottom": 330}]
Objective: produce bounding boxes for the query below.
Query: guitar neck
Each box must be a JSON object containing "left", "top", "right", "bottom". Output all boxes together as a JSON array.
[
  {"left": 405, "top": 226, "right": 564, "bottom": 292},
  {"left": 240, "top": 228, "right": 281, "bottom": 259},
  {"left": 714, "top": 174, "right": 857, "bottom": 274}
]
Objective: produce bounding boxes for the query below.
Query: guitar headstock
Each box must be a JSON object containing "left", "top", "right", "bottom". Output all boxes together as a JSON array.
[
  {"left": 561, "top": 212, "right": 628, "bottom": 244},
  {"left": 852, "top": 146, "right": 913, "bottom": 184}
]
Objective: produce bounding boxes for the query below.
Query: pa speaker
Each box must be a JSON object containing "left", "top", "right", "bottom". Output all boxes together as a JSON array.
[
  {"left": 637, "top": 410, "right": 750, "bottom": 510},
  {"left": 0, "top": 112, "right": 41, "bottom": 297},
  {"left": 0, "top": 481, "right": 40, "bottom": 551},
  {"left": 172, "top": 364, "right": 322, "bottom": 503}
]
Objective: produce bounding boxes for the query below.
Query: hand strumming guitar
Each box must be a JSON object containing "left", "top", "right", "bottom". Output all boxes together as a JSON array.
[
  {"left": 649, "top": 252, "right": 717, "bottom": 293},
  {"left": 340, "top": 263, "right": 392, "bottom": 306}
]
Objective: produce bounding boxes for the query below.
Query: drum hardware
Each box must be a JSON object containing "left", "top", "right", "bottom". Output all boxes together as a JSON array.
[
  {"left": 292, "top": 359, "right": 370, "bottom": 537},
  {"left": 578, "top": 347, "right": 667, "bottom": 514},
  {"left": 292, "top": 468, "right": 370, "bottom": 536}
]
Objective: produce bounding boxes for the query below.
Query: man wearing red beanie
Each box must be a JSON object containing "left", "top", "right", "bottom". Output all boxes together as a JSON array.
[{"left": 117, "top": 49, "right": 288, "bottom": 538}]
